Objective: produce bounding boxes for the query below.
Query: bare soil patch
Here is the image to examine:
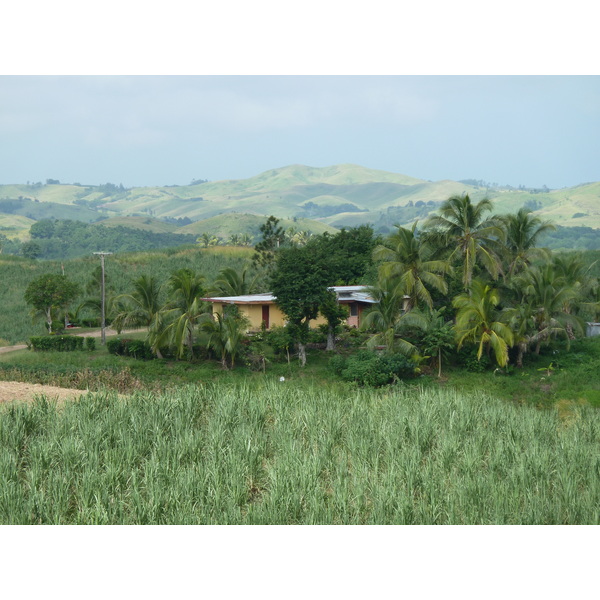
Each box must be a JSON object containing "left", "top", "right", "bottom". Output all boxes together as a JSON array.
[{"left": 0, "top": 381, "right": 88, "bottom": 404}]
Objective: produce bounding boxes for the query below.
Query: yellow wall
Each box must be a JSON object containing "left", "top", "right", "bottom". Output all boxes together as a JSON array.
[{"left": 213, "top": 302, "right": 327, "bottom": 330}]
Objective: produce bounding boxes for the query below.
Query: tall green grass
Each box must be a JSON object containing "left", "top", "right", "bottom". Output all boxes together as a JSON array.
[
  {"left": 0, "top": 246, "right": 256, "bottom": 344},
  {"left": 0, "top": 382, "right": 597, "bottom": 524}
]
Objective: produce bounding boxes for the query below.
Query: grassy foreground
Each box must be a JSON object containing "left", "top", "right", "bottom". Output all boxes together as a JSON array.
[{"left": 0, "top": 381, "right": 598, "bottom": 525}]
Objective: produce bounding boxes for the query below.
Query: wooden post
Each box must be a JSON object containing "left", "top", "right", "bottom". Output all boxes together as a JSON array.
[{"left": 93, "top": 252, "right": 112, "bottom": 345}]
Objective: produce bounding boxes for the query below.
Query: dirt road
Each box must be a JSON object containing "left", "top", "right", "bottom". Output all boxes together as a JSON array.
[
  {"left": 0, "top": 381, "right": 89, "bottom": 404},
  {"left": 0, "top": 328, "right": 145, "bottom": 402}
]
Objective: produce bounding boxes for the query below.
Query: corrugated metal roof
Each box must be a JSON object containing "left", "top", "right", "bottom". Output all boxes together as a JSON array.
[
  {"left": 202, "top": 285, "right": 377, "bottom": 305},
  {"left": 202, "top": 293, "right": 276, "bottom": 304}
]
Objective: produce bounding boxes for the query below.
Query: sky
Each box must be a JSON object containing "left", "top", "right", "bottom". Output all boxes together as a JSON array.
[{"left": 1, "top": 75, "right": 599, "bottom": 190}]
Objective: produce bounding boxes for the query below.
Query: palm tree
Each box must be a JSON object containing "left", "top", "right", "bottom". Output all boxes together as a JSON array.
[
  {"left": 209, "top": 267, "right": 259, "bottom": 297},
  {"left": 424, "top": 194, "right": 505, "bottom": 289},
  {"left": 501, "top": 208, "right": 555, "bottom": 277},
  {"left": 240, "top": 233, "right": 254, "bottom": 247},
  {"left": 228, "top": 233, "right": 242, "bottom": 246},
  {"left": 154, "top": 268, "right": 208, "bottom": 359},
  {"left": 197, "top": 233, "right": 220, "bottom": 248},
  {"left": 373, "top": 222, "right": 450, "bottom": 310},
  {"left": 501, "top": 301, "right": 536, "bottom": 368},
  {"left": 200, "top": 309, "right": 249, "bottom": 369},
  {"left": 421, "top": 308, "right": 455, "bottom": 378},
  {"left": 361, "top": 276, "right": 427, "bottom": 356},
  {"left": 111, "top": 275, "right": 163, "bottom": 332},
  {"left": 511, "top": 263, "right": 583, "bottom": 354},
  {"left": 453, "top": 279, "right": 514, "bottom": 367}
]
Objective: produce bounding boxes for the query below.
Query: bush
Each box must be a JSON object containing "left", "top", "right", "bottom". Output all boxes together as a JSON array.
[
  {"left": 80, "top": 318, "right": 100, "bottom": 328},
  {"left": 29, "top": 335, "right": 84, "bottom": 352},
  {"left": 307, "top": 327, "right": 327, "bottom": 345},
  {"left": 85, "top": 337, "right": 96, "bottom": 351},
  {"left": 336, "top": 325, "right": 369, "bottom": 349},
  {"left": 51, "top": 320, "right": 65, "bottom": 334},
  {"left": 330, "top": 350, "right": 417, "bottom": 387},
  {"left": 264, "top": 326, "right": 294, "bottom": 360},
  {"left": 106, "top": 338, "right": 154, "bottom": 360},
  {"left": 456, "top": 347, "right": 492, "bottom": 372}
]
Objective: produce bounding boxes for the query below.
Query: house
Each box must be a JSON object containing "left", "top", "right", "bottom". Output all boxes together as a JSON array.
[{"left": 202, "top": 285, "right": 378, "bottom": 330}]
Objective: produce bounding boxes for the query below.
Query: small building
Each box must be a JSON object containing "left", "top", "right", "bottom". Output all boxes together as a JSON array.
[
  {"left": 202, "top": 285, "right": 378, "bottom": 331},
  {"left": 586, "top": 322, "right": 600, "bottom": 337}
]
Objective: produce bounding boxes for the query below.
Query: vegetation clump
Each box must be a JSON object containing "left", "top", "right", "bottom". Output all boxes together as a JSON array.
[{"left": 28, "top": 335, "right": 84, "bottom": 352}]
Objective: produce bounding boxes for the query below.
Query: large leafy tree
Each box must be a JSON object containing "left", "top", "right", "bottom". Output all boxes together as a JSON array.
[
  {"left": 310, "top": 225, "right": 379, "bottom": 285},
  {"left": 453, "top": 279, "right": 514, "bottom": 367},
  {"left": 24, "top": 274, "right": 81, "bottom": 334},
  {"left": 319, "top": 290, "right": 349, "bottom": 351},
  {"left": 373, "top": 222, "right": 449, "bottom": 310},
  {"left": 424, "top": 194, "right": 505, "bottom": 289},
  {"left": 270, "top": 244, "right": 332, "bottom": 366}
]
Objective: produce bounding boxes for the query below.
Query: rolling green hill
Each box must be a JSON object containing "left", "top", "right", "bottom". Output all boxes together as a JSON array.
[
  {"left": 0, "top": 214, "right": 36, "bottom": 239},
  {"left": 177, "top": 213, "right": 338, "bottom": 239},
  {"left": 1, "top": 165, "right": 599, "bottom": 244},
  {"left": 94, "top": 216, "right": 181, "bottom": 234}
]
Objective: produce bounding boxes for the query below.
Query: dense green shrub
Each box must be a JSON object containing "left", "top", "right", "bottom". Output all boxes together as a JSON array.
[
  {"left": 307, "top": 327, "right": 327, "bottom": 345},
  {"left": 29, "top": 335, "right": 84, "bottom": 352},
  {"left": 85, "top": 337, "right": 96, "bottom": 351},
  {"left": 336, "top": 325, "right": 369, "bottom": 349},
  {"left": 331, "top": 350, "right": 417, "bottom": 387},
  {"left": 456, "top": 347, "right": 492, "bottom": 372},
  {"left": 106, "top": 338, "right": 154, "bottom": 360},
  {"left": 264, "top": 326, "right": 295, "bottom": 360},
  {"left": 51, "top": 321, "right": 65, "bottom": 335},
  {"left": 80, "top": 318, "right": 100, "bottom": 328}
]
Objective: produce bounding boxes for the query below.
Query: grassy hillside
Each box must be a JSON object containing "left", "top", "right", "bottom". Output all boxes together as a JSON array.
[
  {"left": 178, "top": 213, "right": 338, "bottom": 238},
  {"left": 0, "top": 214, "right": 36, "bottom": 240},
  {"left": 2, "top": 167, "right": 599, "bottom": 245},
  {"left": 94, "top": 216, "right": 181, "bottom": 234},
  {"left": 0, "top": 183, "right": 85, "bottom": 205},
  {"left": 0, "top": 197, "right": 101, "bottom": 224}
]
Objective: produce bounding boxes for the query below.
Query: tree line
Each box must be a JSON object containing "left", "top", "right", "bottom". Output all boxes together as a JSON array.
[{"left": 22, "top": 198, "right": 600, "bottom": 375}]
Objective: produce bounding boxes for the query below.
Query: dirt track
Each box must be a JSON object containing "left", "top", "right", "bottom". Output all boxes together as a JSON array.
[
  {"left": 0, "top": 327, "right": 144, "bottom": 402},
  {"left": 0, "top": 381, "right": 88, "bottom": 404}
]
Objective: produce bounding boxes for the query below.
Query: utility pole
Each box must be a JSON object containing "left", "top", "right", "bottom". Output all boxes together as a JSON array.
[{"left": 93, "top": 252, "right": 112, "bottom": 345}]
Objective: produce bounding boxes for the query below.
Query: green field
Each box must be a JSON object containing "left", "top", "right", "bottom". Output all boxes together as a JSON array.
[
  {"left": 0, "top": 246, "right": 256, "bottom": 344},
  {"left": 0, "top": 380, "right": 597, "bottom": 525}
]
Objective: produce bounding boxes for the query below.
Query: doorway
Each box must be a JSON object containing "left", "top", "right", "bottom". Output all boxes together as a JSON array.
[{"left": 262, "top": 304, "right": 270, "bottom": 329}]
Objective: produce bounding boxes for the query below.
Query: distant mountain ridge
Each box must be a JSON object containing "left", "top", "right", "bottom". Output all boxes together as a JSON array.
[{"left": 1, "top": 164, "right": 600, "bottom": 242}]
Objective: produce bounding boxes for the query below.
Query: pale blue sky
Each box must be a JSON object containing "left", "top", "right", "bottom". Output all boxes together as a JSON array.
[{"left": 1, "top": 75, "right": 598, "bottom": 190}]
